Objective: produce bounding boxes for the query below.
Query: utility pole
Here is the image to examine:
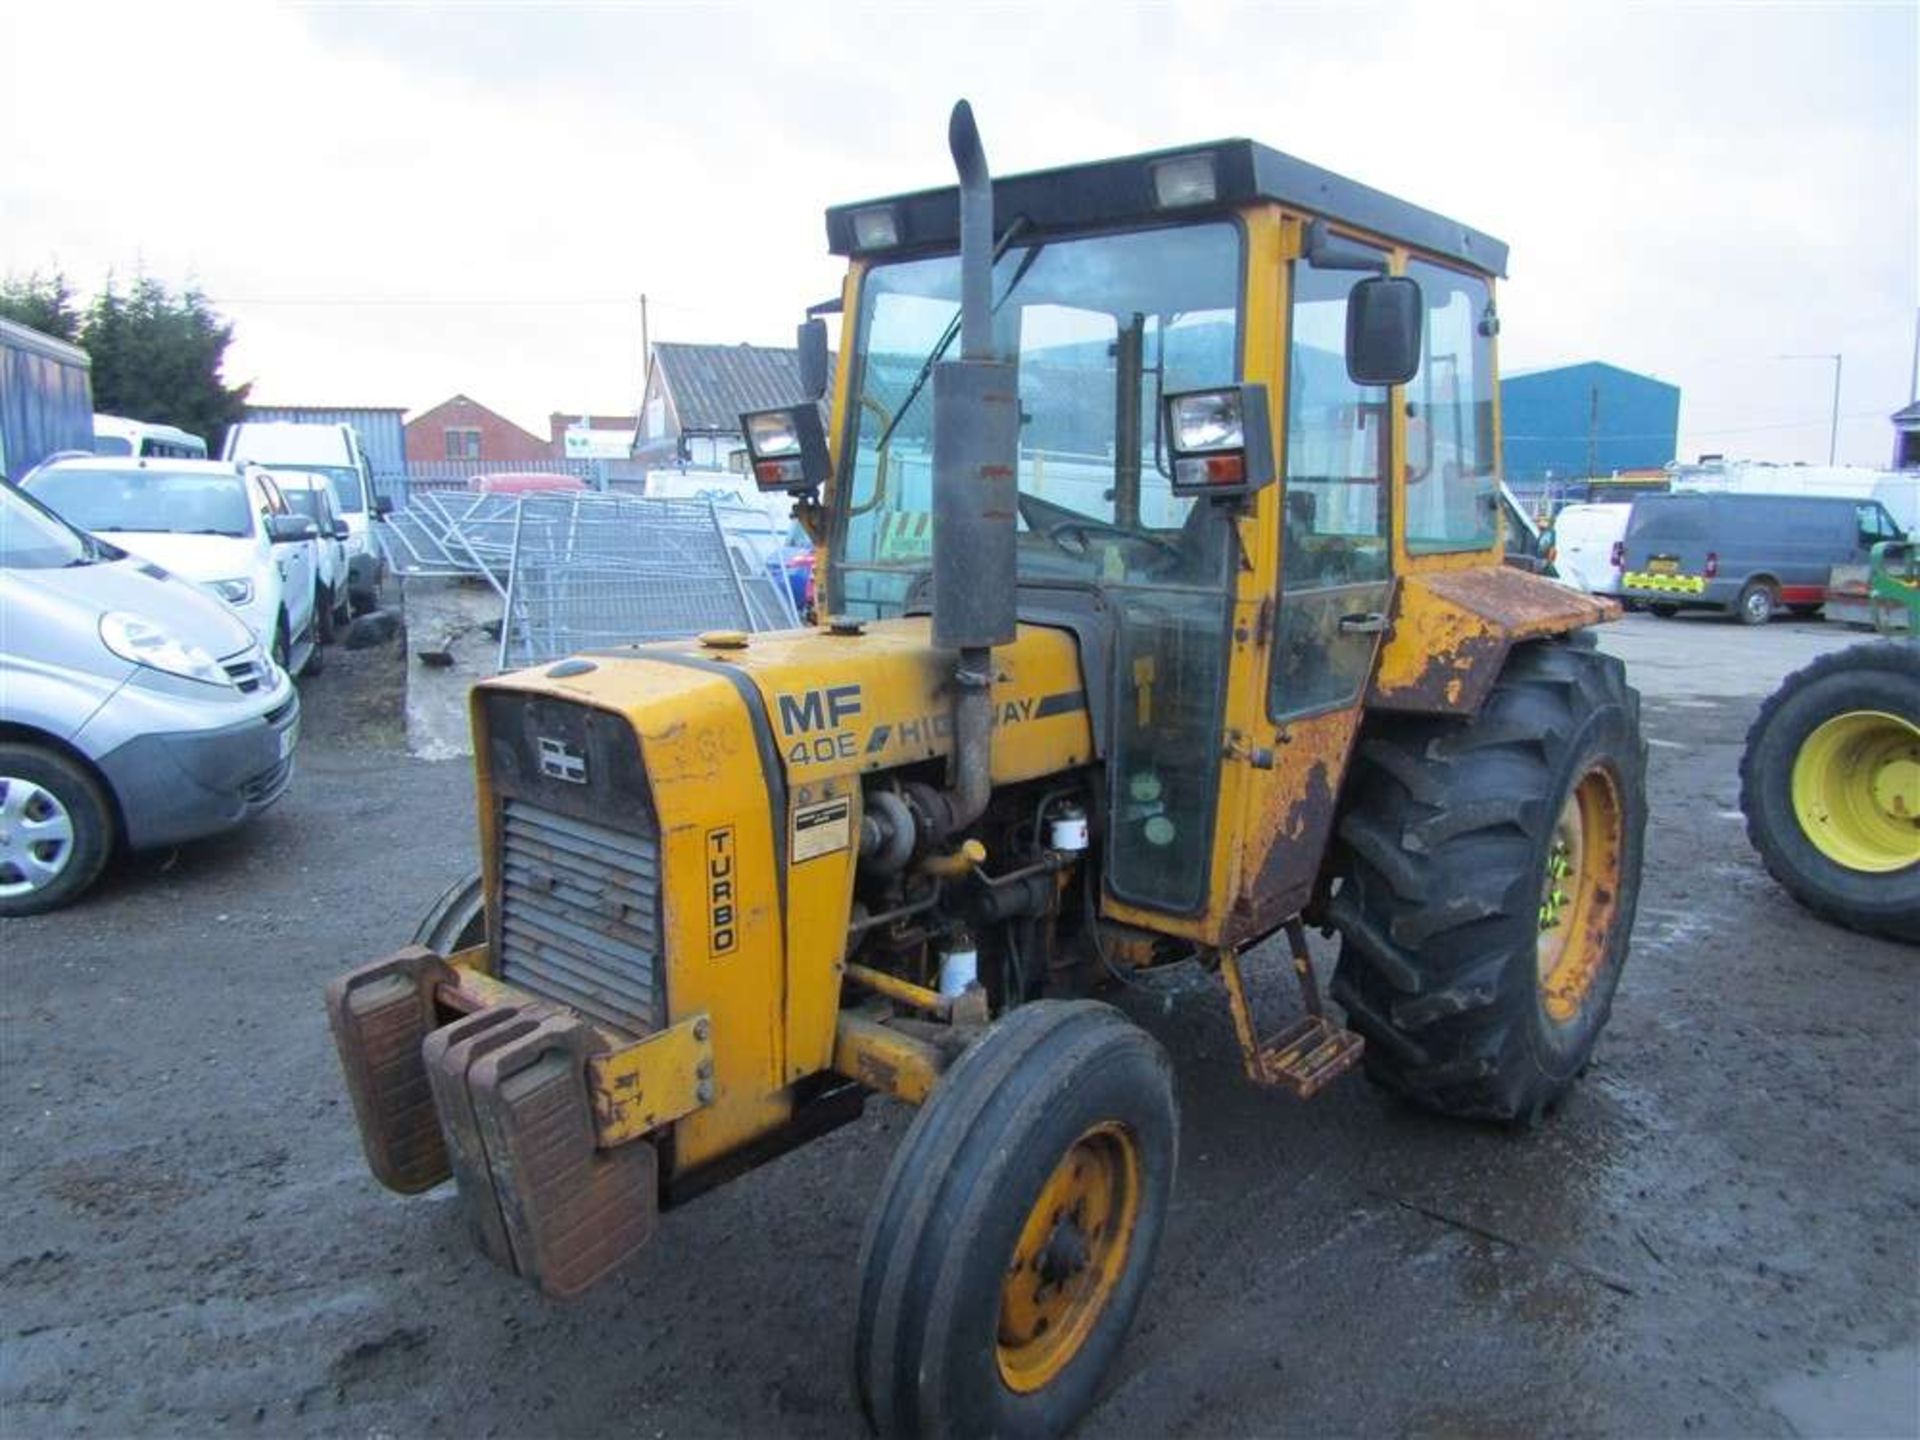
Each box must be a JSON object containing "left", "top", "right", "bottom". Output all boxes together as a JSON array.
[
  {"left": 1827, "top": 352, "right": 1842, "bottom": 465},
  {"left": 1776, "top": 352, "right": 1843, "bottom": 465},
  {"left": 1909, "top": 306, "right": 1918, "bottom": 405}
]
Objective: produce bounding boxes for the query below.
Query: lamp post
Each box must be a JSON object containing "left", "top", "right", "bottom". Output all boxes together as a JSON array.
[{"left": 1777, "top": 352, "right": 1843, "bottom": 464}]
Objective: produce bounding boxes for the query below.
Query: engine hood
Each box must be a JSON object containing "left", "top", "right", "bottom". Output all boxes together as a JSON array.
[{"left": 492, "top": 616, "right": 1094, "bottom": 788}]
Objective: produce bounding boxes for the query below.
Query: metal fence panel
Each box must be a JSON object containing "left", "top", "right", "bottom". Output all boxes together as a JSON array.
[{"left": 499, "top": 495, "right": 799, "bottom": 669}]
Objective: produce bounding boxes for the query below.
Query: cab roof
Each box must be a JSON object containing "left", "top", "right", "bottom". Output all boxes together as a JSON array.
[{"left": 825, "top": 137, "right": 1507, "bottom": 277}]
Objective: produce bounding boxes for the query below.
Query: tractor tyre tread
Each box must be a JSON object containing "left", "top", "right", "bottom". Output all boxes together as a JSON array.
[
  {"left": 855, "top": 1000, "right": 1176, "bottom": 1439},
  {"left": 1329, "top": 640, "right": 1648, "bottom": 1122}
]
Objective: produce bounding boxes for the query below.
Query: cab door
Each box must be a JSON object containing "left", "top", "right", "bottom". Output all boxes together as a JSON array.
[{"left": 1227, "top": 232, "right": 1397, "bottom": 936}]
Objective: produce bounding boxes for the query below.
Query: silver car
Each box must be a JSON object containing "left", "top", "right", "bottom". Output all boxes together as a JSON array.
[{"left": 0, "top": 480, "right": 300, "bottom": 915}]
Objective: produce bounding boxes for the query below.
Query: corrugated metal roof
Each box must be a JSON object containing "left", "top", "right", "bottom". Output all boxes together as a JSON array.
[{"left": 653, "top": 343, "right": 829, "bottom": 433}]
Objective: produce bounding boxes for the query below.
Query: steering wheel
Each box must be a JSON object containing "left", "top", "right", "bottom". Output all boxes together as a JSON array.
[{"left": 1045, "top": 519, "right": 1184, "bottom": 567}]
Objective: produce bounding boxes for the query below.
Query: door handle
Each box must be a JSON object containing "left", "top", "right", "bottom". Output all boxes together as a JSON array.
[{"left": 1338, "top": 612, "right": 1388, "bottom": 635}]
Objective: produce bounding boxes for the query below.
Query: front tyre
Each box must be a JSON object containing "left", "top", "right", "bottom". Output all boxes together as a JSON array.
[
  {"left": 1329, "top": 641, "right": 1648, "bottom": 1122},
  {"left": 413, "top": 869, "right": 486, "bottom": 953},
  {"left": 1739, "top": 643, "right": 1918, "bottom": 943},
  {"left": 0, "top": 745, "right": 115, "bottom": 916},
  {"left": 855, "top": 1001, "right": 1176, "bottom": 1439}
]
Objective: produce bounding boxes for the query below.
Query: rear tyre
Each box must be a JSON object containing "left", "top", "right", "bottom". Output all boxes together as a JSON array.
[
  {"left": 0, "top": 744, "right": 115, "bottom": 916},
  {"left": 1649, "top": 603, "right": 1679, "bottom": 618},
  {"left": 1739, "top": 644, "right": 1919, "bottom": 943},
  {"left": 1788, "top": 604, "right": 1823, "bottom": 620},
  {"left": 413, "top": 869, "right": 487, "bottom": 953},
  {"left": 1329, "top": 641, "right": 1648, "bottom": 1123},
  {"left": 1736, "top": 580, "right": 1776, "bottom": 626},
  {"left": 855, "top": 1001, "right": 1176, "bottom": 1439}
]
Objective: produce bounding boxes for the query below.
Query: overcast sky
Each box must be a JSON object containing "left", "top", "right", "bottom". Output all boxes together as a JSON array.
[{"left": 4, "top": 1, "right": 1914, "bottom": 465}]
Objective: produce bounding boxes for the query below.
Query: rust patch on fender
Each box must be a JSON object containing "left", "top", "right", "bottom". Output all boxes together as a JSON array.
[{"left": 1371, "top": 566, "right": 1615, "bottom": 715}]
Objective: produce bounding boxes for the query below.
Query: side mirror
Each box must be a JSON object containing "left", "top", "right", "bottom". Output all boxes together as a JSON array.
[
  {"left": 268, "top": 515, "right": 320, "bottom": 544},
  {"left": 332, "top": 519, "right": 351, "bottom": 541},
  {"left": 374, "top": 495, "right": 394, "bottom": 517},
  {"left": 1346, "top": 276, "right": 1423, "bottom": 387},
  {"left": 797, "top": 318, "right": 830, "bottom": 402}
]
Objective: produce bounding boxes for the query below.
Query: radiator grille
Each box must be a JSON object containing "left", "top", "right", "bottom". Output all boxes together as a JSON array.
[{"left": 497, "top": 798, "right": 662, "bottom": 1035}]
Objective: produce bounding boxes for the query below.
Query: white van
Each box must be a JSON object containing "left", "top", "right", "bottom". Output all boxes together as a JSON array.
[
  {"left": 1545, "top": 502, "right": 1632, "bottom": 597},
  {"left": 222, "top": 421, "right": 386, "bottom": 612},
  {"left": 92, "top": 414, "right": 208, "bottom": 459},
  {"left": 26, "top": 456, "right": 323, "bottom": 675}
]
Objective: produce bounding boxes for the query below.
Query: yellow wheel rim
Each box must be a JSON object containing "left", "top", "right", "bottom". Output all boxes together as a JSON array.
[
  {"left": 996, "top": 1121, "right": 1140, "bottom": 1394},
  {"left": 1790, "top": 710, "right": 1920, "bottom": 874},
  {"left": 1536, "top": 766, "right": 1626, "bottom": 1025}
]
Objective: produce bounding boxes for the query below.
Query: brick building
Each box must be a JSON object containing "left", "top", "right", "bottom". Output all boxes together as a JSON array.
[{"left": 404, "top": 394, "right": 549, "bottom": 466}]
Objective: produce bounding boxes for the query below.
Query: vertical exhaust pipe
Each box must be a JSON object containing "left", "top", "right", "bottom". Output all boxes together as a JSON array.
[{"left": 931, "top": 99, "right": 1018, "bottom": 835}]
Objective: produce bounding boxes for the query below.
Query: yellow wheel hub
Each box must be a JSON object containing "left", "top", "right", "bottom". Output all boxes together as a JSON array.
[
  {"left": 996, "top": 1121, "right": 1140, "bottom": 1394},
  {"left": 1790, "top": 710, "right": 1920, "bottom": 874},
  {"left": 1537, "top": 766, "right": 1625, "bottom": 1025}
]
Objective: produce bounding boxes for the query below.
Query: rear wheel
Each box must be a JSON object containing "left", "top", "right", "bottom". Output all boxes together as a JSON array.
[
  {"left": 1739, "top": 643, "right": 1919, "bottom": 942},
  {"left": 1649, "top": 603, "right": 1679, "bottom": 618},
  {"left": 0, "top": 745, "right": 115, "bottom": 916},
  {"left": 1736, "top": 580, "right": 1776, "bottom": 626},
  {"left": 1329, "top": 641, "right": 1648, "bottom": 1122},
  {"left": 855, "top": 1001, "right": 1176, "bottom": 1438}
]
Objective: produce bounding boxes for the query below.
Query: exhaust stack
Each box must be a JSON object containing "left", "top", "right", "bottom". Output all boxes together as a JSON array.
[{"left": 930, "top": 99, "right": 1019, "bottom": 833}]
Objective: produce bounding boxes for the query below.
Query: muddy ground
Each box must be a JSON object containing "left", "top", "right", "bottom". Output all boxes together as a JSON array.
[{"left": 2, "top": 612, "right": 1914, "bottom": 1438}]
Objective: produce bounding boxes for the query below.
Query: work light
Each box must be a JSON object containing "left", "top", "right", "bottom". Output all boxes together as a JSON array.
[
  {"left": 740, "top": 404, "right": 830, "bottom": 493},
  {"left": 850, "top": 206, "right": 900, "bottom": 250},
  {"left": 1150, "top": 153, "right": 1218, "bottom": 209},
  {"left": 1162, "top": 384, "right": 1274, "bottom": 499}
]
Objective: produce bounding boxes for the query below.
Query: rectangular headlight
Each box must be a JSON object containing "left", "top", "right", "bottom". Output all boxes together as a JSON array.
[
  {"left": 1163, "top": 385, "right": 1275, "bottom": 500},
  {"left": 739, "top": 404, "right": 830, "bottom": 493},
  {"left": 1168, "top": 389, "right": 1244, "bottom": 453},
  {"left": 850, "top": 205, "right": 900, "bottom": 249},
  {"left": 746, "top": 410, "right": 803, "bottom": 458},
  {"left": 1150, "top": 153, "right": 1218, "bottom": 209}
]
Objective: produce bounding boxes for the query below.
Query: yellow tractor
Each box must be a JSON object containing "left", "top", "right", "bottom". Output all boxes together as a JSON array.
[{"left": 327, "top": 102, "right": 1647, "bottom": 1435}]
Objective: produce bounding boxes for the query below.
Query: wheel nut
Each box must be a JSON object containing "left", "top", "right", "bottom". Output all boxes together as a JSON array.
[
  {"left": 697, "top": 1078, "right": 716, "bottom": 1104},
  {"left": 692, "top": 1017, "right": 711, "bottom": 1042}
]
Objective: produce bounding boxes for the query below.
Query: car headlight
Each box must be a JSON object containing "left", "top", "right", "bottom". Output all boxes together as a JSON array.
[
  {"left": 99, "top": 612, "right": 233, "bottom": 687},
  {"left": 210, "top": 578, "right": 255, "bottom": 605}
]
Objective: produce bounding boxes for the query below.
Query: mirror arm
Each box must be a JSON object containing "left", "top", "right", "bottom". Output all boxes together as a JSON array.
[{"left": 1304, "top": 219, "right": 1390, "bottom": 273}]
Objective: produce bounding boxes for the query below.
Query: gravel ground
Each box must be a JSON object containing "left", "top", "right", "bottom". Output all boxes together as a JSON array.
[{"left": 2, "top": 612, "right": 1914, "bottom": 1438}]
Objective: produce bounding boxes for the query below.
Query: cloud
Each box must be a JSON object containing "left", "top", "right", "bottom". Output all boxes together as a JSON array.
[{"left": 3, "top": 0, "right": 1913, "bottom": 463}]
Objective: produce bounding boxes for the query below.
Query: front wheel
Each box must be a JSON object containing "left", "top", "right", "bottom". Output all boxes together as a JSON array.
[
  {"left": 0, "top": 745, "right": 115, "bottom": 916},
  {"left": 413, "top": 869, "right": 486, "bottom": 953},
  {"left": 1739, "top": 643, "right": 1919, "bottom": 942},
  {"left": 855, "top": 1001, "right": 1176, "bottom": 1438},
  {"left": 1329, "top": 640, "right": 1648, "bottom": 1122}
]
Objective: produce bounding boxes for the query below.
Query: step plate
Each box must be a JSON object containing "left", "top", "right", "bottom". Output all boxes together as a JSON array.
[
  {"left": 325, "top": 948, "right": 454, "bottom": 1193},
  {"left": 1258, "top": 1015, "right": 1365, "bottom": 1100}
]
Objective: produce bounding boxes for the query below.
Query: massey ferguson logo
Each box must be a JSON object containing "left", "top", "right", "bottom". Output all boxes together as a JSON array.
[
  {"left": 706, "top": 826, "right": 738, "bottom": 957},
  {"left": 537, "top": 736, "right": 587, "bottom": 784}
]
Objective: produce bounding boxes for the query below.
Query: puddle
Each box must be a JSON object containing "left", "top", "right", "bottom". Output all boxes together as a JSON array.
[{"left": 1766, "top": 1341, "right": 1920, "bottom": 1438}]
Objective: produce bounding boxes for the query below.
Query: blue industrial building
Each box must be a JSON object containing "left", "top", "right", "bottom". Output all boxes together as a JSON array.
[{"left": 1500, "top": 361, "right": 1680, "bottom": 486}]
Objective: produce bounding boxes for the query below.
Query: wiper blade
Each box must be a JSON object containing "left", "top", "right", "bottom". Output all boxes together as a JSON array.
[{"left": 873, "top": 218, "right": 1034, "bottom": 454}]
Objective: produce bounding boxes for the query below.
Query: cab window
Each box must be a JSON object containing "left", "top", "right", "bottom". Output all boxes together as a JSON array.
[{"left": 1404, "top": 260, "right": 1498, "bottom": 554}]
